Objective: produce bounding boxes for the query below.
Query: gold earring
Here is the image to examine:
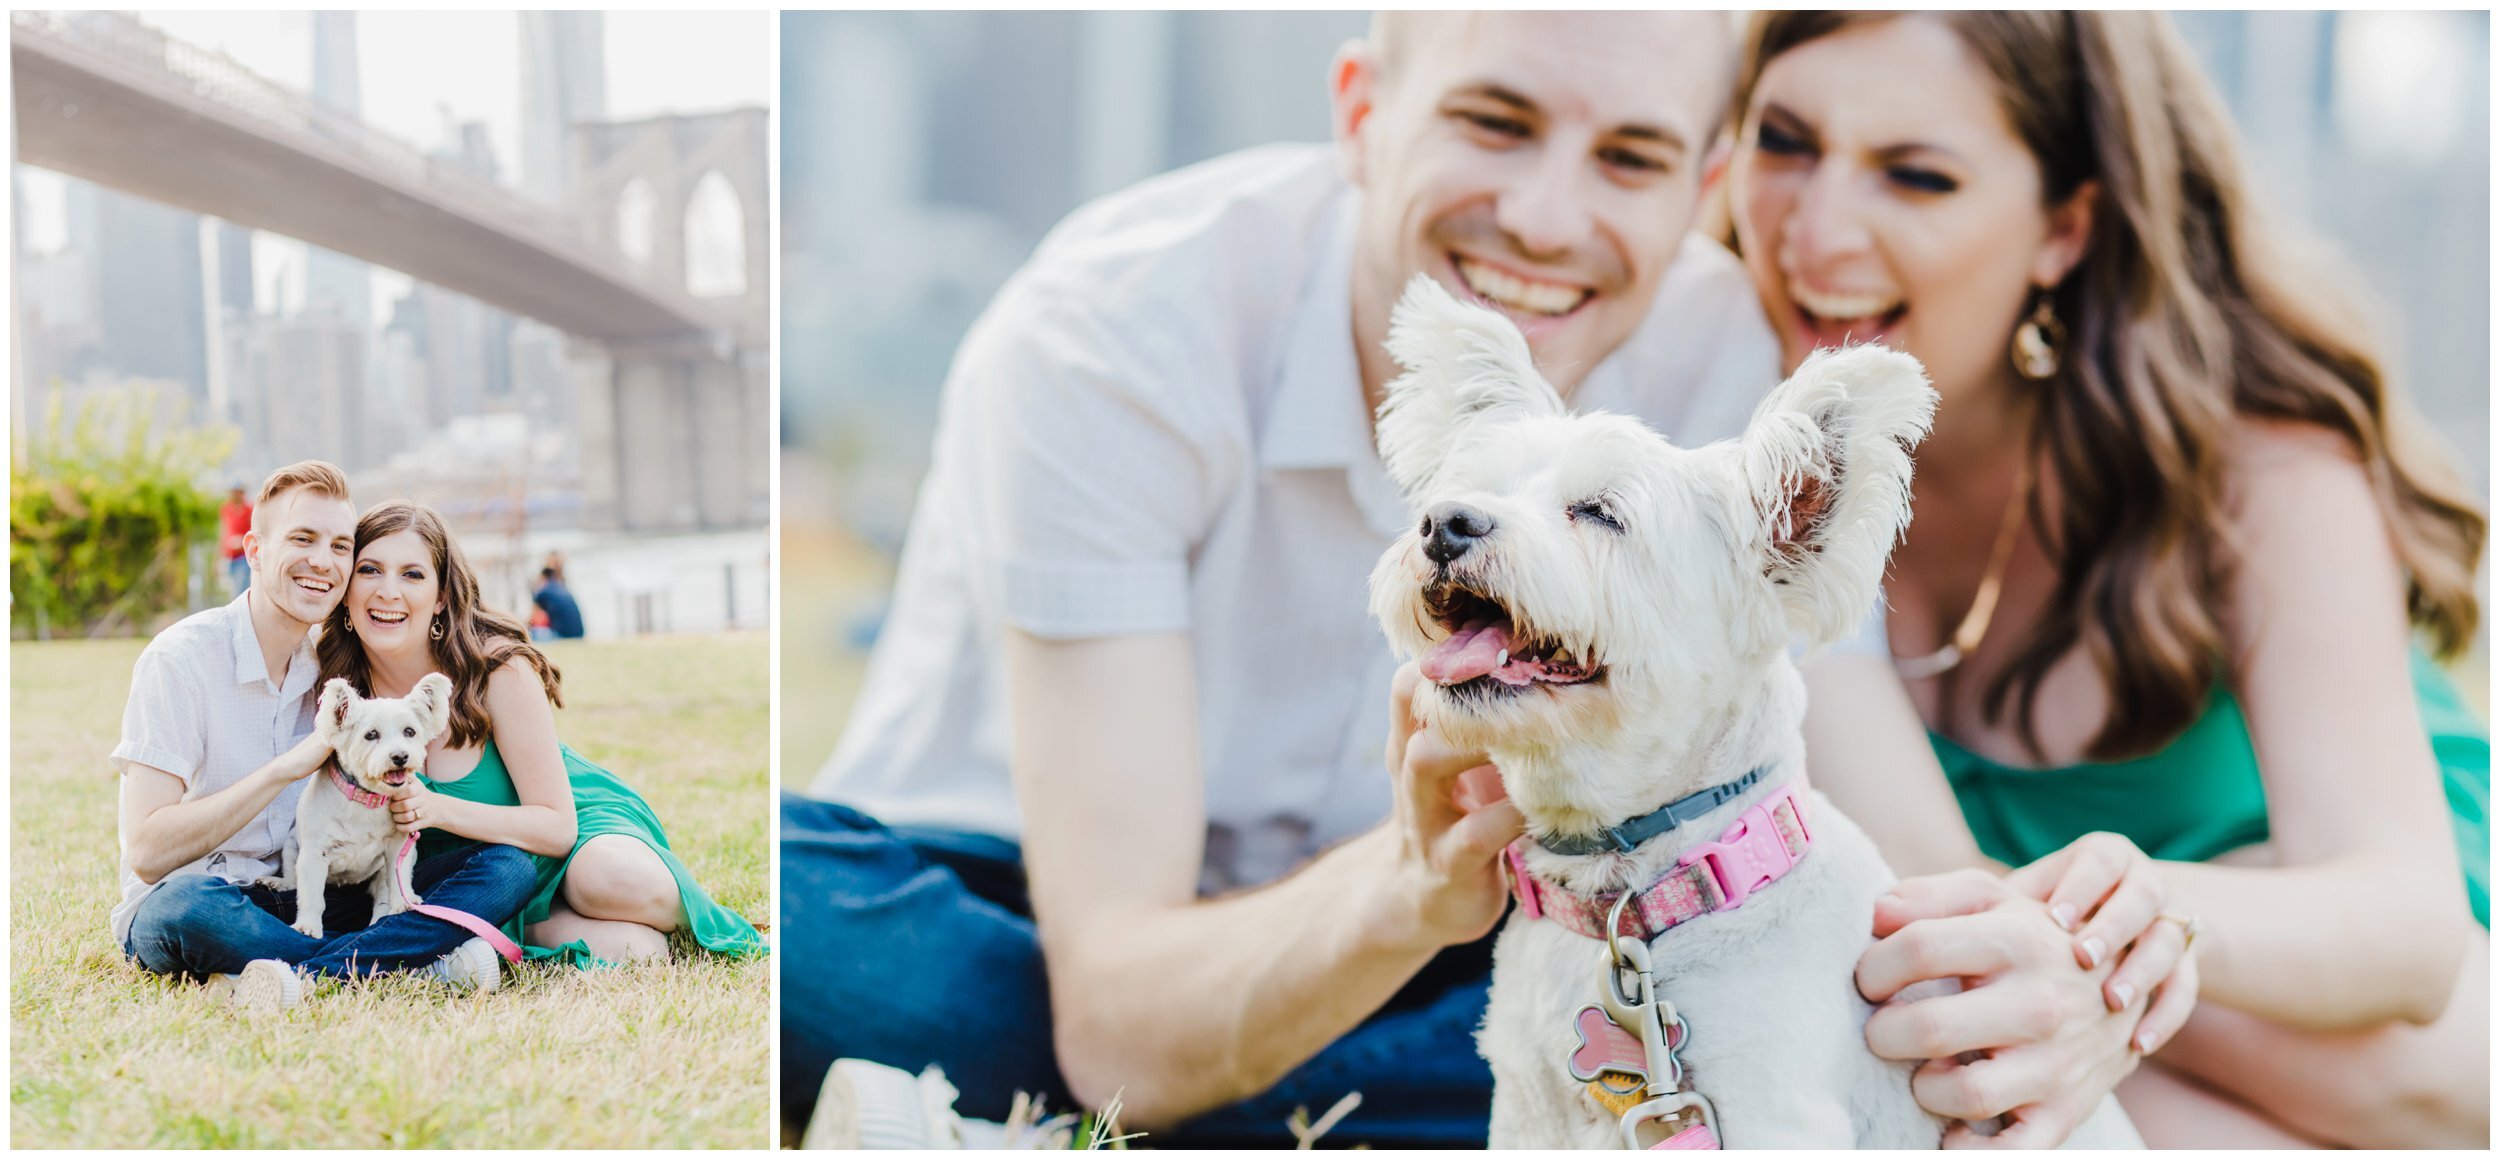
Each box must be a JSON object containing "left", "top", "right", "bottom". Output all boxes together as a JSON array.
[
  {"left": 430, "top": 616, "right": 446, "bottom": 641},
  {"left": 2012, "top": 292, "right": 2064, "bottom": 381}
]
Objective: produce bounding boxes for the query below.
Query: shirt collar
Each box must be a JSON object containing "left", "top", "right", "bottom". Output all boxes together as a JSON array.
[{"left": 227, "top": 590, "right": 320, "bottom": 697}]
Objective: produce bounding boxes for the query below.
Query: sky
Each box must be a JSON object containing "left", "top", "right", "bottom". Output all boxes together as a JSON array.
[{"left": 18, "top": 10, "right": 772, "bottom": 326}]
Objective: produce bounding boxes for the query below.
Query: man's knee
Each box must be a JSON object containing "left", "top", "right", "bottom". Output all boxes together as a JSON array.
[
  {"left": 125, "top": 874, "right": 245, "bottom": 974},
  {"left": 465, "top": 844, "right": 540, "bottom": 919}
]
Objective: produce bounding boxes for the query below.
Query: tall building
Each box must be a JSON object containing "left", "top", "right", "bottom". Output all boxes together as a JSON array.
[
  {"left": 520, "top": 11, "right": 607, "bottom": 204},
  {"left": 92, "top": 185, "right": 209, "bottom": 401},
  {"left": 304, "top": 11, "right": 372, "bottom": 329},
  {"left": 235, "top": 311, "right": 369, "bottom": 474}
]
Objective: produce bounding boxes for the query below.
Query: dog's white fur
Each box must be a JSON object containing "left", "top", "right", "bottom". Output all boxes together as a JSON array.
[
  {"left": 1367, "top": 276, "right": 2137, "bottom": 1147},
  {"left": 262, "top": 674, "right": 453, "bottom": 939}
]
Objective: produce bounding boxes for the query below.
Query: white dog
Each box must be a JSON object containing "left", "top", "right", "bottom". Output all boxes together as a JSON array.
[
  {"left": 1367, "top": 277, "right": 2137, "bottom": 1148},
  {"left": 265, "top": 674, "right": 453, "bottom": 939}
]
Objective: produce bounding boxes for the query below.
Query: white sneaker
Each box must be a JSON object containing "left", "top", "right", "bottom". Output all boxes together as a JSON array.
[
  {"left": 424, "top": 937, "right": 504, "bottom": 993},
  {"left": 206, "top": 959, "right": 303, "bottom": 1014},
  {"left": 804, "top": 1058, "right": 971, "bottom": 1149}
]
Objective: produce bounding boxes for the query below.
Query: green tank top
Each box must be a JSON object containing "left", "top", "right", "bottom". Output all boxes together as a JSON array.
[
  {"left": 1931, "top": 649, "right": 2489, "bottom": 928},
  {"left": 419, "top": 739, "right": 766, "bottom": 962}
]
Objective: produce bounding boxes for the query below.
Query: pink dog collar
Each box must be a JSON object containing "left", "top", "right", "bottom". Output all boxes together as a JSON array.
[
  {"left": 329, "top": 763, "right": 389, "bottom": 809},
  {"left": 1508, "top": 783, "right": 1812, "bottom": 941}
]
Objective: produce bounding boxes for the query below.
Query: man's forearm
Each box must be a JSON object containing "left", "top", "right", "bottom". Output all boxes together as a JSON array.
[
  {"left": 125, "top": 763, "right": 296, "bottom": 884},
  {"left": 1045, "top": 824, "right": 1456, "bottom": 1128}
]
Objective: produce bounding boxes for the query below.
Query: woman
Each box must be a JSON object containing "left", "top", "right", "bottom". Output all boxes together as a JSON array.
[
  {"left": 1726, "top": 12, "right": 2489, "bottom": 1147},
  {"left": 316, "top": 501, "right": 765, "bottom": 965}
]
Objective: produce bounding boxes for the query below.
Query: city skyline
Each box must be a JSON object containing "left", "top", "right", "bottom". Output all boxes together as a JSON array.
[{"left": 12, "top": 10, "right": 772, "bottom": 537}]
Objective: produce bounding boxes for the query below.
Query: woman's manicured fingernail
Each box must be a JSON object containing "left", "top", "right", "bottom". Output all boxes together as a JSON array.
[
  {"left": 2051, "top": 902, "right": 2078, "bottom": 930},
  {"left": 2079, "top": 936, "right": 2107, "bottom": 969},
  {"left": 2108, "top": 981, "right": 2135, "bottom": 1010}
]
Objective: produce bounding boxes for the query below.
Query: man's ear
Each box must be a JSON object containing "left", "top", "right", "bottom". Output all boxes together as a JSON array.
[
  {"left": 1375, "top": 274, "right": 1563, "bottom": 497},
  {"left": 318, "top": 678, "right": 356, "bottom": 742},
  {"left": 1735, "top": 345, "right": 1936, "bottom": 649},
  {"left": 1330, "top": 39, "right": 1381, "bottom": 187},
  {"left": 1697, "top": 133, "right": 1733, "bottom": 197}
]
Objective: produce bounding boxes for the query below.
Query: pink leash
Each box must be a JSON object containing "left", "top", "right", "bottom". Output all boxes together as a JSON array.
[
  {"left": 393, "top": 832, "right": 525, "bottom": 962},
  {"left": 331, "top": 765, "right": 525, "bottom": 962}
]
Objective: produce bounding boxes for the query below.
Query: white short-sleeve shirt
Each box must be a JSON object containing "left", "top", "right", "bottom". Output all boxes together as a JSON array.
[
  {"left": 109, "top": 592, "right": 319, "bottom": 944},
  {"left": 812, "top": 144, "right": 1799, "bottom": 890}
]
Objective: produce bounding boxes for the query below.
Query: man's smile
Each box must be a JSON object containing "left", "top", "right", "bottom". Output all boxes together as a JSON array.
[{"left": 1455, "top": 254, "right": 1594, "bottom": 318}]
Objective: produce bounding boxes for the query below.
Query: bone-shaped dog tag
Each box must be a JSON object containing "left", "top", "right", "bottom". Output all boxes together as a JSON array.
[{"left": 1568, "top": 1004, "right": 1648, "bottom": 1085}]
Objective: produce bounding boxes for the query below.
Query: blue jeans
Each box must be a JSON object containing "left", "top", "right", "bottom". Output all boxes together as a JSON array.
[
  {"left": 123, "top": 843, "right": 537, "bottom": 980},
  {"left": 779, "top": 796, "right": 1495, "bottom": 1147},
  {"left": 225, "top": 555, "right": 250, "bottom": 598}
]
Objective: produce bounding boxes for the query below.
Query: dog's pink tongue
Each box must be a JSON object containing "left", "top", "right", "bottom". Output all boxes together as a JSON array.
[{"left": 1421, "top": 621, "right": 1514, "bottom": 686}]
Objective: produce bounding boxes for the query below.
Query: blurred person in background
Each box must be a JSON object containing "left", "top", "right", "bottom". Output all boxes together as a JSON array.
[
  {"left": 218, "top": 484, "right": 253, "bottom": 598},
  {"left": 1727, "top": 12, "right": 2488, "bottom": 1147},
  {"left": 782, "top": 11, "right": 2152, "bottom": 1146},
  {"left": 533, "top": 567, "right": 585, "bottom": 641}
]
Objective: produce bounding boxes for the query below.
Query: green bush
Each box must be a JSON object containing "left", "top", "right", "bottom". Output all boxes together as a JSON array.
[{"left": 11, "top": 385, "right": 237, "bottom": 639}]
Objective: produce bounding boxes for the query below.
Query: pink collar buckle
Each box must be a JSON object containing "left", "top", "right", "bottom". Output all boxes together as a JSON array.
[{"left": 1507, "top": 783, "right": 1813, "bottom": 942}]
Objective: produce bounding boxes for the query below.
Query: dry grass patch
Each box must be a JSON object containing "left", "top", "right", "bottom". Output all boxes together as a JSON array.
[{"left": 11, "top": 633, "right": 770, "bottom": 1148}]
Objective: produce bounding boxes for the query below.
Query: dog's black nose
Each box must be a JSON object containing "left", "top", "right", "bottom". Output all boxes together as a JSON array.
[
  {"left": 389, "top": 751, "right": 408, "bottom": 768},
  {"left": 1422, "top": 502, "right": 1495, "bottom": 565}
]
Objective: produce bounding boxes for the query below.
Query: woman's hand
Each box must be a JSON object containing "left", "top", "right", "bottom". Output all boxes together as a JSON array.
[
  {"left": 386, "top": 779, "right": 438, "bottom": 837},
  {"left": 1856, "top": 869, "right": 2147, "bottom": 1147},
  {"left": 1381, "top": 662, "right": 1524, "bottom": 949},
  {"left": 2006, "top": 832, "right": 2201, "bottom": 1055}
]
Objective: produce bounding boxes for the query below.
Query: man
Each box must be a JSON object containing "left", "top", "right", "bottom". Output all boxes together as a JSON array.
[
  {"left": 216, "top": 484, "right": 251, "bottom": 598},
  {"left": 532, "top": 566, "right": 585, "bottom": 640},
  {"left": 785, "top": 12, "right": 1784, "bottom": 1143},
  {"left": 114, "top": 461, "right": 538, "bottom": 1010}
]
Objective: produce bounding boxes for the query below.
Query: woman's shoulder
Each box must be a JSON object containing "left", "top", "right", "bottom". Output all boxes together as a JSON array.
[
  {"left": 2223, "top": 416, "right": 2380, "bottom": 541},
  {"left": 482, "top": 653, "right": 554, "bottom": 702}
]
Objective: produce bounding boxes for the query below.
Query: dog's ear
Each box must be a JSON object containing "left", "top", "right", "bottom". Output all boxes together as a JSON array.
[
  {"left": 1734, "top": 345, "right": 1936, "bottom": 649},
  {"left": 409, "top": 672, "right": 454, "bottom": 740},
  {"left": 1375, "top": 273, "right": 1564, "bottom": 497},
  {"left": 317, "top": 678, "right": 357, "bottom": 741}
]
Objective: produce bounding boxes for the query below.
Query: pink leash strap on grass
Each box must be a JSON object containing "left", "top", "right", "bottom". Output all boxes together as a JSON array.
[{"left": 394, "top": 833, "right": 525, "bottom": 962}]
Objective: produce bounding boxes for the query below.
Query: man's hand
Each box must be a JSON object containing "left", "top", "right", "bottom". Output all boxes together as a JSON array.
[
  {"left": 1856, "top": 869, "right": 2145, "bottom": 1148},
  {"left": 1381, "top": 662, "right": 1525, "bottom": 949},
  {"left": 277, "top": 730, "right": 334, "bottom": 783}
]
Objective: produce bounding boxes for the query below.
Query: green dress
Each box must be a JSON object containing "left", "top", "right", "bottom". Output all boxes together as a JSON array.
[
  {"left": 1932, "top": 649, "right": 2490, "bottom": 928},
  {"left": 418, "top": 740, "right": 767, "bottom": 964}
]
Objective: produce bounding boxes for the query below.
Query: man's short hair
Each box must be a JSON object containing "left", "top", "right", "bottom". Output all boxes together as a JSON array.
[
  {"left": 252, "top": 460, "right": 350, "bottom": 535},
  {"left": 1366, "top": 11, "right": 1740, "bottom": 127}
]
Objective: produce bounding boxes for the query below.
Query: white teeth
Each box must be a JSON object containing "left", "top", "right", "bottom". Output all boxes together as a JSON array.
[
  {"left": 1788, "top": 281, "right": 1902, "bottom": 322},
  {"left": 1458, "top": 258, "right": 1587, "bottom": 317},
  {"left": 1496, "top": 649, "right": 1510, "bottom": 667}
]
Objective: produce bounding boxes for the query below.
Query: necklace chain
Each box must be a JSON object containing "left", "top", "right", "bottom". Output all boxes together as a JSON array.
[{"left": 1894, "top": 457, "right": 2033, "bottom": 680}]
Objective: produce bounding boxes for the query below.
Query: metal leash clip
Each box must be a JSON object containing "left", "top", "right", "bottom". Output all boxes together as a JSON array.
[{"left": 1598, "top": 891, "right": 1721, "bottom": 1149}]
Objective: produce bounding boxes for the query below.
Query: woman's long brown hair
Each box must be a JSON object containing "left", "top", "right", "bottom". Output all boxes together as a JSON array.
[
  {"left": 1736, "top": 12, "right": 2486, "bottom": 760},
  {"left": 317, "top": 501, "right": 563, "bottom": 749}
]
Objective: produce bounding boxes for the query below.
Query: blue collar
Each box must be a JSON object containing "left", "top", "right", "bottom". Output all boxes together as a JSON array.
[{"left": 1533, "top": 767, "right": 1772, "bottom": 856}]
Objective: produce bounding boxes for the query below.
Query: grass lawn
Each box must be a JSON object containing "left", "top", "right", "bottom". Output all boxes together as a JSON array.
[{"left": 11, "top": 632, "right": 771, "bottom": 1148}]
